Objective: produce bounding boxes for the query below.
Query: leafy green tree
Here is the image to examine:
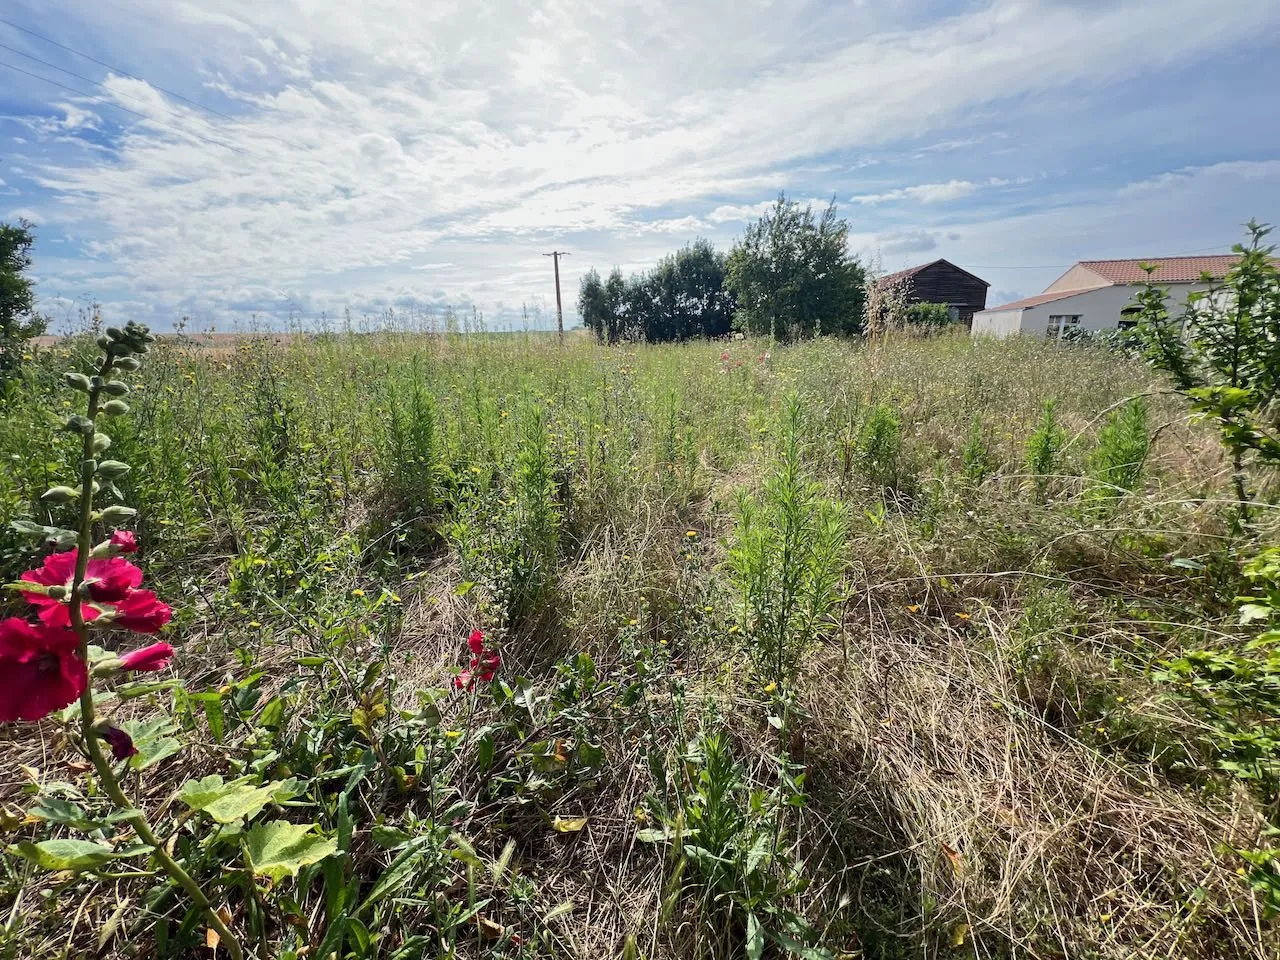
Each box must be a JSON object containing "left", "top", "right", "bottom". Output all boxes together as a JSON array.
[
  {"left": 1132, "top": 221, "right": 1280, "bottom": 520},
  {"left": 724, "top": 195, "right": 866, "bottom": 341},
  {"left": 0, "top": 220, "right": 47, "bottom": 379},
  {"left": 579, "top": 241, "right": 735, "bottom": 343},
  {"left": 577, "top": 268, "right": 609, "bottom": 342}
]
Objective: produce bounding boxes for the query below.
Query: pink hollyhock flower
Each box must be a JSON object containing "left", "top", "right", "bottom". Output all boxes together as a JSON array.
[
  {"left": 20, "top": 550, "right": 169, "bottom": 633},
  {"left": 108, "top": 593, "right": 173, "bottom": 634},
  {"left": 0, "top": 617, "right": 86, "bottom": 722},
  {"left": 99, "top": 725, "right": 138, "bottom": 761},
  {"left": 118, "top": 641, "right": 175, "bottom": 672},
  {"left": 109, "top": 530, "right": 138, "bottom": 554},
  {"left": 720, "top": 351, "right": 730, "bottom": 362},
  {"left": 454, "top": 630, "right": 500, "bottom": 690}
]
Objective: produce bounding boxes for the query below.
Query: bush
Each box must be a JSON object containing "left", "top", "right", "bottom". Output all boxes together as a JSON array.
[
  {"left": 1086, "top": 398, "right": 1149, "bottom": 505},
  {"left": 904, "top": 302, "right": 954, "bottom": 330},
  {"left": 1025, "top": 399, "right": 1066, "bottom": 502}
]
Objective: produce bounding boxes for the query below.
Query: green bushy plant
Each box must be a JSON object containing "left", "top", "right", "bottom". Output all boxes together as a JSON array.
[
  {"left": 904, "top": 301, "right": 954, "bottom": 330},
  {"left": 857, "top": 402, "right": 903, "bottom": 495},
  {"left": 1024, "top": 398, "right": 1066, "bottom": 502},
  {"left": 1086, "top": 398, "right": 1150, "bottom": 505},
  {"left": 1157, "top": 546, "right": 1280, "bottom": 909},
  {"left": 728, "top": 395, "right": 846, "bottom": 683},
  {"left": 1132, "top": 220, "right": 1280, "bottom": 519}
]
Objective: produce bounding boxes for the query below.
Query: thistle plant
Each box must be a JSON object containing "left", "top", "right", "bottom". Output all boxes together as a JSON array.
[{"left": 2, "top": 322, "right": 243, "bottom": 960}]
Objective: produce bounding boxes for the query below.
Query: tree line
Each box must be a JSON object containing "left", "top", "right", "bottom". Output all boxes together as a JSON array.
[{"left": 578, "top": 195, "right": 868, "bottom": 344}]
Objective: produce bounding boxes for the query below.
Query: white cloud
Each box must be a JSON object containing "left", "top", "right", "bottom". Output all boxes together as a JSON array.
[
  {"left": 1118, "top": 159, "right": 1280, "bottom": 197},
  {"left": 851, "top": 177, "right": 1027, "bottom": 205},
  {"left": 5, "top": 0, "right": 1280, "bottom": 327}
]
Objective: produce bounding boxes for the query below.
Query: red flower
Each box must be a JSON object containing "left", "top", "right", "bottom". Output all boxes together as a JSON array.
[
  {"left": 99, "top": 725, "right": 138, "bottom": 761},
  {"left": 720, "top": 351, "right": 730, "bottom": 361},
  {"left": 109, "top": 592, "right": 173, "bottom": 634},
  {"left": 20, "top": 550, "right": 169, "bottom": 633},
  {"left": 118, "top": 641, "right": 175, "bottom": 672},
  {"left": 109, "top": 530, "right": 138, "bottom": 554},
  {"left": 454, "top": 630, "right": 500, "bottom": 690},
  {"left": 0, "top": 617, "right": 86, "bottom": 722}
]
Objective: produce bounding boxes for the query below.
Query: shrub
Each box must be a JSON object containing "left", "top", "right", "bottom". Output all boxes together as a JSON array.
[
  {"left": 904, "top": 302, "right": 954, "bottom": 330},
  {"left": 1131, "top": 220, "right": 1280, "bottom": 519},
  {"left": 1024, "top": 399, "right": 1066, "bottom": 502},
  {"left": 1086, "top": 398, "right": 1150, "bottom": 505},
  {"left": 728, "top": 395, "right": 846, "bottom": 682}
]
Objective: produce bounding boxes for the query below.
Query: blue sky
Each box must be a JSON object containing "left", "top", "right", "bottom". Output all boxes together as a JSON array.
[{"left": 2, "top": 0, "right": 1279, "bottom": 331}]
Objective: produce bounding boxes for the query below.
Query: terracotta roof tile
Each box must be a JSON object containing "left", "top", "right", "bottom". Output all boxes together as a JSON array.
[{"left": 1080, "top": 255, "right": 1245, "bottom": 284}]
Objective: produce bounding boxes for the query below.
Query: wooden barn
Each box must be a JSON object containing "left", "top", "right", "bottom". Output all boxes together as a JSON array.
[{"left": 877, "top": 258, "right": 990, "bottom": 325}]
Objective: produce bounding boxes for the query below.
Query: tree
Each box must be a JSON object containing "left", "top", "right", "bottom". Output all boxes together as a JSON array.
[
  {"left": 0, "top": 220, "right": 47, "bottom": 379},
  {"left": 577, "top": 268, "right": 609, "bottom": 342},
  {"left": 578, "top": 240, "right": 735, "bottom": 343},
  {"left": 724, "top": 195, "right": 866, "bottom": 341},
  {"left": 1132, "top": 220, "right": 1280, "bottom": 521}
]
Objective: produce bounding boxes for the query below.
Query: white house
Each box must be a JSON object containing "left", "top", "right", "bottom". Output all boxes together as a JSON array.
[{"left": 971, "top": 255, "right": 1252, "bottom": 339}]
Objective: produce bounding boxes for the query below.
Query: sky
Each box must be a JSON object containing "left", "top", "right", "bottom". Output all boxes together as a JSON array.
[{"left": 1, "top": 0, "right": 1279, "bottom": 332}]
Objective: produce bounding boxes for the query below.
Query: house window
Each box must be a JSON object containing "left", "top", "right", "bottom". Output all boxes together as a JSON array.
[
  {"left": 1118, "top": 306, "right": 1140, "bottom": 330},
  {"left": 1046, "top": 314, "right": 1081, "bottom": 339}
]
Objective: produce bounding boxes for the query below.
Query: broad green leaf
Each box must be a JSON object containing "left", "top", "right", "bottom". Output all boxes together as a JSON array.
[
  {"left": 25, "top": 797, "right": 89, "bottom": 828},
  {"left": 11, "top": 839, "right": 125, "bottom": 872},
  {"left": 181, "top": 775, "right": 282, "bottom": 824},
  {"left": 244, "top": 820, "right": 337, "bottom": 881},
  {"left": 122, "top": 716, "right": 182, "bottom": 770}
]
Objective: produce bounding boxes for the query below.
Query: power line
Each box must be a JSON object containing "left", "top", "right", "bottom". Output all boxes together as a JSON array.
[
  {"left": 0, "top": 58, "right": 250, "bottom": 157},
  {"left": 0, "top": 16, "right": 237, "bottom": 124},
  {"left": 0, "top": 41, "right": 249, "bottom": 155}
]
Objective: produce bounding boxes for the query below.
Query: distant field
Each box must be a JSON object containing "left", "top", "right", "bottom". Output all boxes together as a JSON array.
[{"left": 2, "top": 331, "right": 1276, "bottom": 960}]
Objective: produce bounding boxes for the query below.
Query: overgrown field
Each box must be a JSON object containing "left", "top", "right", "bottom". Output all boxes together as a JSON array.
[{"left": 1, "top": 330, "right": 1277, "bottom": 960}]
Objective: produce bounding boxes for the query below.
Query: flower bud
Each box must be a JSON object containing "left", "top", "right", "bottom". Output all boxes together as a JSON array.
[
  {"left": 40, "top": 485, "right": 80, "bottom": 504},
  {"left": 64, "top": 415, "right": 95, "bottom": 434},
  {"left": 106, "top": 326, "right": 126, "bottom": 342},
  {"left": 96, "top": 460, "right": 131, "bottom": 480},
  {"left": 96, "top": 335, "right": 111, "bottom": 350},
  {"left": 101, "top": 399, "right": 130, "bottom": 417},
  {"left": 113, "top": 356, "right": 141, "bottom": 371},
  {"left": 92, "top": 433, "right": 112, "bottom": 454},
  {"left": 47, "top": 584, "right": 68, "bottom": 600},
  {"left": 101, "top": 380, "right": 130, "bottom": 397},
  {"left": 62, "top": 372, "right": 92, "bottom": 392},
  {"left": 99, "top": 505, "right": 137, "bottom": 524}
]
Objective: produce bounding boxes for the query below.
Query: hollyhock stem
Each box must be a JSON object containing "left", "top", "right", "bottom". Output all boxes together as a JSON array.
[{"left": 69, "top": 349, "right": 244, "bottom": 960}]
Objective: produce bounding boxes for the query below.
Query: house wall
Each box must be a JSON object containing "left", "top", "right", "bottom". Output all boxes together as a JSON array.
[
  {"left": 972, "top": 281, "right": 1213, "bottom": 339},
  {"left": 1023, "top": 282, "right": 1211, "bottom": 335},
  {"left": 971, "top": 307, "right": 1024, "bottom": 337},
  {"left": 1044, "top": 264, "right": 1108, "bottom": 293}
]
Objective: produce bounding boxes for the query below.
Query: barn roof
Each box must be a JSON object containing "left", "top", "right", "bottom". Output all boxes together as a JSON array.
[{"left": 877, "top": 258, "right": 990, "bottom": 288}]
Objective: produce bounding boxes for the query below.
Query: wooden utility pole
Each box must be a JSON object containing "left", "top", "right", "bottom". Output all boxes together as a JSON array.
[{"left": 543, "top": 250, "right": 569, "bottom": 344}]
